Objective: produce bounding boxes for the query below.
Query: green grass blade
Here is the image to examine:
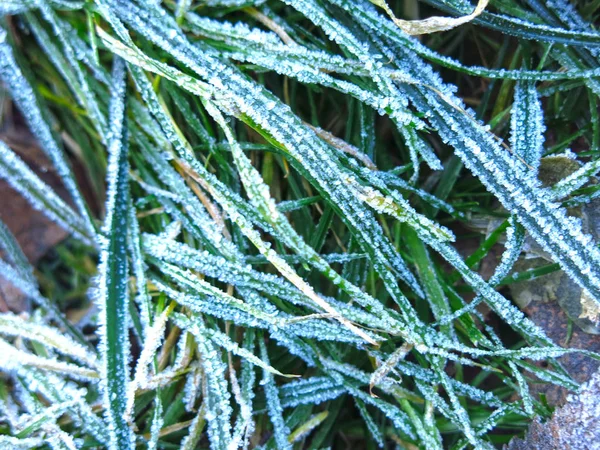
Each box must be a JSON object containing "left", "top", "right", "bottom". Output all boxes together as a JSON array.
[{"left": 98, "top": 56, "right": 134, "bottom": 450}]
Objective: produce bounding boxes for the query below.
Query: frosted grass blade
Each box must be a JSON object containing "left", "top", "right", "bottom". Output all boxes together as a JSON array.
[
  {"left": 510, "top": 80, "right": 545, "bottom": 175},
  {"left": 259, "top": 338, "right": 292, "bottom": 450},
  {"left": 0, "top": 26, "right": 96, "bottom": 239},
  {"left": 0, "top": 314, "right": 97, "bottom": 368},
  {"left": 98, "top": 56, "right": 134, "bottom": 450},
  {"left": 0, "top": 141, "right": 94, "bottom": 245},
  {"left": 0, "top": 219, "right": 35, "bottom": 285}
]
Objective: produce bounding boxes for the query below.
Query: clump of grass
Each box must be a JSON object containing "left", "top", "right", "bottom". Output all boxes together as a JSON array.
[{"left": 0, "top": 0, "right": 599, "bottom": 448}]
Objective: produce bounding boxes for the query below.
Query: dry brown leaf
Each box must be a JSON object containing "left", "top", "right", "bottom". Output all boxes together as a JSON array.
[
  {"left": 505, "top": 369, "right": 600, "bottom": 450},
  {"left": 370, "top": 0, "right": 489, "bottom": 35}
]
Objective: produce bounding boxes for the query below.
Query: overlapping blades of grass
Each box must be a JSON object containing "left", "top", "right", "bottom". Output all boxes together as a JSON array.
[
  {"left": 99, "top": 1, "right": 430, "bottom": 327},
  {"left": 0, "top": 25, "right": 96, "bottom": 240},
  {"left": 328, "top": 0, "right": 600, "bottom": 309},
  {"left": 1, "top": 0, "right": 599, "bottom": 447}
]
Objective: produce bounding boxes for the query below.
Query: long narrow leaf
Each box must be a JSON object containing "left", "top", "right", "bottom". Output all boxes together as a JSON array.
[{"left": 98, "top": 56, "right": 134, "bottom": 449}]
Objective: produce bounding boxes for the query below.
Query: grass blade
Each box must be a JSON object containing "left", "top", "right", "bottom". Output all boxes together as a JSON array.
[{"left": 98, "top": 56, "right": 134, "bottom": 449}]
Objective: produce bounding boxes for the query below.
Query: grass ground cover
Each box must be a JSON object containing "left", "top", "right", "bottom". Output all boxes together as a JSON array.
[{"left": 1, "top": 0, "right": 600, "bottom": 448}]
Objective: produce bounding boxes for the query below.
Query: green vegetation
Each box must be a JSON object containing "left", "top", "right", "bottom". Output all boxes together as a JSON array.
[{"left": 0, "top": 0, "right": 599, "bottom": 448}]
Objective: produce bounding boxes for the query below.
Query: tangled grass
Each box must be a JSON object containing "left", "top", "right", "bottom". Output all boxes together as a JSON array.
[{"left": 0, "top": 0, "right": 600, "bottom": 448}]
